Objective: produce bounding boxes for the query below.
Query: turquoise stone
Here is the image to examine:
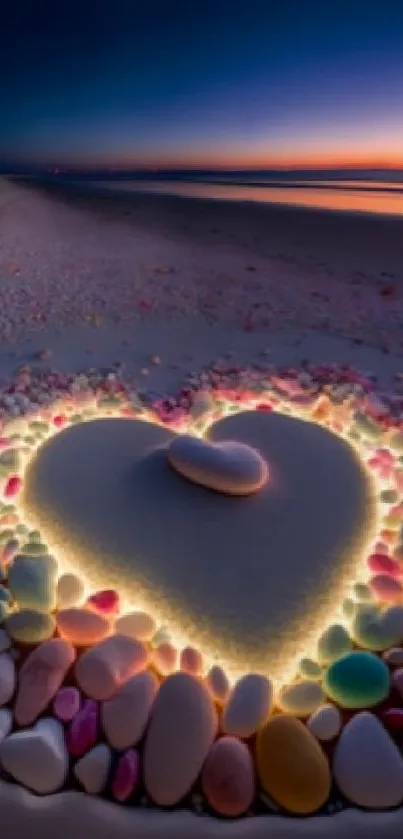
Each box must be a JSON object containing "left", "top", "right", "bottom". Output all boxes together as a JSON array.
[{"left": 324, "top": 651, "right": 390, "bottom": 709}]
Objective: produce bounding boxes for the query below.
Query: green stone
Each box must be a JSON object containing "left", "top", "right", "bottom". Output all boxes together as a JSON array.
[
  {"left": 7, "top": 554, "right": 57, "bottom": 612},
  {"left": 5, "top": 609, "right": 55, "bottom": 643},
  {"left": 28, "top": 530, "right": 42, "bottom": 544},
  {"left": 21, "top": 542, "right": 48, "bottom": 555},
  {"left": 342, "top": 598, "right": 356, "bottom": 619},
  {"left": 29, "top": 421, "right": 50, "bottom": 434},
  {"left": 298, "top": 657, "right": 322, "bottom": 680},
  {"left": 317, "top": 623, "right": 352, "bottom": 665},
  {"left": 353, "top": 582, "right": 373, "bottom": 602},
  {"left": 390, "top": 431, "right": 403, "bottom": 454},
  {"left": 380, "top": 489, "right": 399, "bottom": 505},
  {"left": 323, "top": 651, "right": 390, "bottom": 709},
  {"left": 353, "top": 412, "right": 381, "bottom": 440},
  {"left": 0, "top": 530, "right": 15, "bottom": 545},
  {"left": 352, "top": 604, "right": 403, "bottom": 651}
]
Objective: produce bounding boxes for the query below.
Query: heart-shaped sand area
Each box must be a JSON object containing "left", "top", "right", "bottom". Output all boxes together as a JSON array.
[{"left": 22, "top": 409, "right": 374, "bottom": 678}]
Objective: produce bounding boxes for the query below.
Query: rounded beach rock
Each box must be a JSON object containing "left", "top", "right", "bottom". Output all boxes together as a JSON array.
[
  {"left": 114, "top": 610, "right": 157, "bottom": 641},
  {"left": 144, "top": 672, "right": 218, "bottom": 806},
  {"left": 206, "top": 665, "right": 230, "bottom": 704},
  {"left": 256, "top": 715, "right": 331, "bottom": 814},
  {"left": 56, "top": 573, "right": 85, "bottom": 609},
  {"left": 56, "top": 608, "right": 110, "bottom": 646},
  {"left": 5, "top": 609, "right": 55, "bottom": 644},
  {"left": 316, "top": 623, "right": 352, "bottom": 664},
  {"left": 167, "top": 434, "right": 268, "bottom": 495},
  {"left": 323, "top": 650, "right": 390, "bottom": 709},
  {"left": 201, "top": 736, "right": 255, "bottom": 817},
  {"left": 0, "top": 653, "right": 15, "bottom": 706},
  {"left": 14, "top": 638, "right": 76, "bottom": 726},
  {"left": 0, "top": 717, "right": 68, "bottom": 794},
  {"left": 102, "top": 670, "right": 159, "bottom": 750},
  {"left": 7, "top": 553, "right": 57, "bottom": 612},
  {"left": 333, "top": 712, "right": 403, "bottom": 808},
  {"left": 74, "top": 743, "right": 112, "bottom": 794},
  {"left": 307, "top": 704, "right": 342, "bottom": 742},
  {"left": 221, "top": 673, "right": 273, "bottom": 737},
  {"left": 75, "top": 634, "right": 148, "bottom": 700},
  {"left": 277, "top": 680, "right": 325, "bottom": 717}
]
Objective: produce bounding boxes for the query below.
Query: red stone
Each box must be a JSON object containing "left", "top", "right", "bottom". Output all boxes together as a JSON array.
[
  {"left": 380, "top": 708, "right": 403, "bottom": 732},
  {"left": 256, "top": 403, "right": 273, "bottom": 412},
  {"left": 53, "top": 414, "right": 67, "bottom": 428},
  {"left": 112, "top": 749, "right": 141, "bottom": 802},
  {"left": 86, "top": 589, "right": 120, "bottom": 616},
  {"left": 4, "top": 476, "right": 22, "bottom": 498},
  {"left": 66, "top": 698, "right": 98, "bottom": 757},
  {"left": 368, "top": 553, "right": 402, "bottom": 578}
]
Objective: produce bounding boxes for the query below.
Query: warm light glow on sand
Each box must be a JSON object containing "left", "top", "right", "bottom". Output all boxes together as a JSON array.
[{"left": 15, "top": 393, "right": 383, "bottom": 690}]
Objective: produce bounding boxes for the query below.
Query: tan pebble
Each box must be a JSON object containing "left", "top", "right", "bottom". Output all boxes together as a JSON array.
[
  {"left": 75, "top": 634, "right": 149, "bottom": 700},
  {"left": 56, "top": 608, "right": 110, "bottom": 646},
  {"left": 114, "top": 610, "right": 156, "bottom": 641},
  {"left": 206, "top": 665, "right": 230, "bottom": 704},
  {"left": 180, "top": 646, "right": 203, "bottom": 676},
  {"left": 152, "top": 642, "right": 178, "bottom": 676},
  {"left": 144, "top": 672, "right": 217, "bottom": 806},
  {"left": 277, "top": 681, "right": 325, "bottom": 717},
  {"left": 56, "top": 573, "right": 85, "bottom": 609}
]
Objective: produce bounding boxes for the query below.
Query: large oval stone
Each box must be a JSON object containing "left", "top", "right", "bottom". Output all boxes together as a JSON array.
[
  {"left": 167, "top": 434, "right": 268, "bottom": 495},
  {"left": 256, "top": 714, "right": 331, "bottom": 814},
  {"left": 23, "top": 412, "right": 374, "bottom": 678},
  {"left": 333, "top": 712, "right": 403, "bottom": 808},
  {"left": 144, "top": 672, "right": 217, "bottom": 806}
]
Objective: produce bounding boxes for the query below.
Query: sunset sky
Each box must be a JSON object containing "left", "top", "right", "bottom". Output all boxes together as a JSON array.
[{"left": 1, "top": 0, "right": 403, "bottom": 171}]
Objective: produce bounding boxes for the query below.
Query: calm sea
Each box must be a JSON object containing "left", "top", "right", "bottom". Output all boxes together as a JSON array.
[{"left": 87, "top": 173, "right": 403, "bottom": 217}]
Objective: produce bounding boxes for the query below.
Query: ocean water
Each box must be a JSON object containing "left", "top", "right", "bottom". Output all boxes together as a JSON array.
[{"left": 88, "top": 172, "right": 403, "bottom": 216}]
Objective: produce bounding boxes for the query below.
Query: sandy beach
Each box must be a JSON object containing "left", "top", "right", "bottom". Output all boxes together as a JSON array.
[{"left": 0, "top": 176, "right": 402, "bottom": 365}]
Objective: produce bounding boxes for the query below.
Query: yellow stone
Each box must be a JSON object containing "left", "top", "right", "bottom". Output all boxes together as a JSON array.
[{"left": 256, "top": 715, "right": 331, "bottom": 814}]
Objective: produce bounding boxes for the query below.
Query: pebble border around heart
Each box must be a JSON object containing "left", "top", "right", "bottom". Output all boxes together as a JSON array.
[{"left": 0, "top": 359, "right": 403, "bottom": 836}]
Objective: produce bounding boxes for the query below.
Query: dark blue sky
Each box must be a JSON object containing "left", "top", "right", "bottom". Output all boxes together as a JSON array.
[{"left": 2, "top": 0, "right": 403, "bottom": 168}]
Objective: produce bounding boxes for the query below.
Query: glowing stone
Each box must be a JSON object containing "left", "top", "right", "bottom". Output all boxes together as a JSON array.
[
  {"left": 201, "top": 736, "right": 255, "bottom": 817},
  {"left": 23, "top": 412, "right": 373, "bottom": 679},
  {"left": 167, "top": 434, "right": 269, "bottom": 496},
  {"left": 323, "top": 651, "right": 390, "bottom": 709},
  {"left": 256, "top": 715, "right": 331, "bottom": 815}
]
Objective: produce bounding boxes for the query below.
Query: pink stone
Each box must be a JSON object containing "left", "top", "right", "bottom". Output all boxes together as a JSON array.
[
  {"left": 368, "top": 554, "right": 402, "bottom": 578},
  {"left": 180, "top": 646, "right": 203, "bottom": 676},
  {"left": 112, "top": 748, "right": 141, "bottom": 802},
  {"left": 67, "top": 699, "right": 98, "bottom": 757},
  {"left": 86, "top": 589, "right": 120, "bottom": 616},
  {"left": 15, "top": 638, "right": 76, "bottom": 727},
  {"left": 53, "top": 686, "right": 81, "bottom": 722},
  {"left": 201, "top": 736, "right": 255, "bottom": 817},
  {"left": 4, "top": 476, "right": 22, "bottom": 498},
  {"left": 370, "top": 575, "right": 403, "bottom": 602},
  {"left": 152, "top": 642, "right": 178, "bottom": 676}
]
